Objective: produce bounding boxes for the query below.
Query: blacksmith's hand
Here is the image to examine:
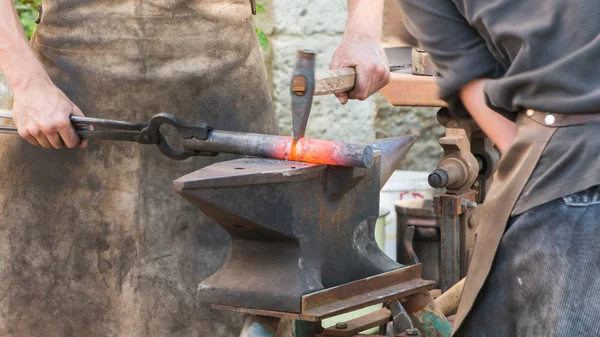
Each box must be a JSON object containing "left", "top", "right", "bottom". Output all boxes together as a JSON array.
[
  {"left": 330, "top": 0, "right": 389, "bottom": 105},
  {"left": 12, "top": 80, "right": 87, "bottom": 149}
]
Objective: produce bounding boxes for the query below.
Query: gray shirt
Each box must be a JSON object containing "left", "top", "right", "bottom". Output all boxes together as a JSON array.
[{"left": 398, "top": 0, "right": 600, "bottom": 215}]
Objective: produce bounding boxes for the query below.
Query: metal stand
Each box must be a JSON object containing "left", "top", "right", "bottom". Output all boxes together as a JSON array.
[
  {"left": 428, "top": 111, "right": 500, "bottom": 292},
  {"left": 211, "top": 264, "right": 451, "bottom": 337}
]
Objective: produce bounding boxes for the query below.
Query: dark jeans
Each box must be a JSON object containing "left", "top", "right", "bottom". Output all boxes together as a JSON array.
[{"left": 460, "top": 186, "right": 600, "bottom": 337}]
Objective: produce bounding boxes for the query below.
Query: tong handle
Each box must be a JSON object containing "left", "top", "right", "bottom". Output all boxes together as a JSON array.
[
  {"left": 0, "top": 109, "right": 147, "bottom": 132},
  {"left": 0, "top": 109, "right": 218, "bottom": 160}
]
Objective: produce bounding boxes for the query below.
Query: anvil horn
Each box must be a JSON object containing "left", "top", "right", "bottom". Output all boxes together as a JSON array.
[{"left": 371, "top": 134, "right": 418, "bottom": 189}]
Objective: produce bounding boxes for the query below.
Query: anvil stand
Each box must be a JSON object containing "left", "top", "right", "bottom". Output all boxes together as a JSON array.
[{"left": 174, "top": 135, "right": 453, "bottom": 337}]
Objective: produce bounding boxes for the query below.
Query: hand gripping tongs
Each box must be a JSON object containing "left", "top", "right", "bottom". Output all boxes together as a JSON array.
[{"left": 0, "top": 110, "right": 216, "bottom": 160}]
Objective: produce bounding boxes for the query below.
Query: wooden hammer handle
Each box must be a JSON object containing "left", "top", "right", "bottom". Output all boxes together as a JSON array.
[
  {"left": 434, "top": 277, "right": 466, "bottom": 316},
  {"left": 314, "top": 68, "right": 356, "bottom": 96}
]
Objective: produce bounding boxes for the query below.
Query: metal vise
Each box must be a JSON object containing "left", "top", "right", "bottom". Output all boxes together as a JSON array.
[{"left": 174, "top": 135, "right": 416, "bottom": 313}]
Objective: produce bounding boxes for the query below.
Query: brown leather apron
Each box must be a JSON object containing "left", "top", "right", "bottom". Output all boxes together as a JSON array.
[
  {"left": 453, "top": 112, "right": 557, "bottom": 335},
  {"left": 0, "top": 1, "right": 277, "bottom": 336}
]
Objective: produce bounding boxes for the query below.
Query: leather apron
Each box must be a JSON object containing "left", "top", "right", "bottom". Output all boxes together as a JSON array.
[
  {"left": 0, "top": 1, "right": 277, "bottom": 336},
  {"left": 452, "top": 112, "right": 557, "bottom": 335}
]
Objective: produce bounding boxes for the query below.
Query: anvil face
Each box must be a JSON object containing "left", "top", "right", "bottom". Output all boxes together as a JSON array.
[{"left": 173, "top": 136, "right": 416, "bottom": 313}]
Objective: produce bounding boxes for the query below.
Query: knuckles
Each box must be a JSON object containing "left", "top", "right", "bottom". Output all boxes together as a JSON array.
[
  {"left": 28, "top": 126, "right": 42, "bottom": 137},
  {"left": 355, "top": 91, "right": 369, "bottom": 101},
  {"left": 17, "top": 128, "right": 30, "bottom": 139},
  {"left": 40, "top": 118, "right": 71, "bottom": 134}
]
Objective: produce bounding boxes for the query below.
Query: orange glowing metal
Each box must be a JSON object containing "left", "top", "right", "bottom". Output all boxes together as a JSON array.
[
  {"left": 273, "top": 137, "right": 371, "bottom": 167},
  {"left": 182, "top": 130, "right": 376, "bottom": 168}
]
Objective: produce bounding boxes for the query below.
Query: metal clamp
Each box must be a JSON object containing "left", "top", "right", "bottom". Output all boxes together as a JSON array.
[{"left": 138, "top": 113, "right": 216, "bottom": 160}]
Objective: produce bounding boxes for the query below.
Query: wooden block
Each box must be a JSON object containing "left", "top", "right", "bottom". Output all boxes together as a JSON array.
[{"left": 379, "top": 72, "right": 446, "bottom": 108}]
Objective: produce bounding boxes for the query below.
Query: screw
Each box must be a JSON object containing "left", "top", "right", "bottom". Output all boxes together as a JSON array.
[
  {"left": 335, "top": 322, "right": 348, "bottom": 329},
  {"left": 460, "top": 199, "right": 478, "bottom": 212},
  {"left": 406, "top": 328, "right": 419, "bottom": 336}
]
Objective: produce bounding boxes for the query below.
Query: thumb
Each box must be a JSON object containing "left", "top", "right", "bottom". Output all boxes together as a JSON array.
[
  {"left": 335, "top": 92, "right": 349, "bottom": 105},
  {"left": 69, "top": 105, "right": 90, "bottom": 148}
]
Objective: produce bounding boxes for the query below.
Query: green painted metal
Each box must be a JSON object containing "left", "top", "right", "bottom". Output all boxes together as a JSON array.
[{"left": 410, "top": 303, "right": 452, "bottom": 337}]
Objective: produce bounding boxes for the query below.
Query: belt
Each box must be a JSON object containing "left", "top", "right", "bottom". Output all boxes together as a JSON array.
[{"left": 525, "top": 109, "right": 600, "bottom": 127}]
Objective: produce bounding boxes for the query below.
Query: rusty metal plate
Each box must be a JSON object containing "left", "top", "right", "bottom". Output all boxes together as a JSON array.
[
  {"left": 211, "top": 304, "right": 322, "bottom": 322},
  {"left": 212, "top": 265, "right": 433, "bottom": 323},
  {"left": 301, "top": 264, "right": 434, "bottom": 320},
  {"left": 321, "top": 308, "right": 391, "bottom": 336}
]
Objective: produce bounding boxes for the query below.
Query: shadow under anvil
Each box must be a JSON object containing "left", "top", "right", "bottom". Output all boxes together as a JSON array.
[{"left": 173, "top": 135, "right": 417, "bottom": 313}]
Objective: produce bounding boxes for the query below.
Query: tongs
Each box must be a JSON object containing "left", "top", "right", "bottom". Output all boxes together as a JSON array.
[{"left": 0, "top": 109, "right": 215, "bottom": 160}]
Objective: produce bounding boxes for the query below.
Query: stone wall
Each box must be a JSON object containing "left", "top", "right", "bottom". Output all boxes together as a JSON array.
[{"left": 0, "top": 0, "right": 444, "bottom": 171}]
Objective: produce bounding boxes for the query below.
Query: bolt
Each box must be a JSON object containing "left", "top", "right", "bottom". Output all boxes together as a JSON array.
[
  {"left": 143, "top": 134, "right": 151, "bottom": 142},
  {"left": 460, "top": 199, "right": 478, "bottom": 212},
  {"left": 406, "top": 328, "right": 419, "bottom": 336},
  {"left": 428, "top": 169, "right": 449, "bottom": 188},
  {"left": 468, "top": 215, "right": 478, "bottom": 228},
  {"left": 335, "top": 322, "right": 348, "bottom": 329}
]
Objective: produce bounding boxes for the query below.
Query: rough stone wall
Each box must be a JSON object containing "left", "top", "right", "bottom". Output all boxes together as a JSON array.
[{"left": 0, "top": 1, "right": 443, "bottom": 170}]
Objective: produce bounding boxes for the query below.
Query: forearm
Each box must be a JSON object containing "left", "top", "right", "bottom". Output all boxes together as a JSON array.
[
  {"left": 459, "top": 79, "right": 516, "bottom": 153},
  {"left": 0, "top": 0, "right": 51, "bottom": 96},
  {"left": 345, "top": 0, "right": 384, "bottom": 39}
]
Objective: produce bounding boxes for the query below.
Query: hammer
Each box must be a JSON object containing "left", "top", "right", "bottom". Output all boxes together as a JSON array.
[
  {"left": 291, "top": 49, "right": 356, "bottom": 142},
  {"left": 290, "top": 49, "right": 410, "bottom": 142}
]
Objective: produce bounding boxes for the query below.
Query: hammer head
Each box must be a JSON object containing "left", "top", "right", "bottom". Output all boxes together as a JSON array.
[{"left": 291, "top": 49, "right": 316, "bottom": 142}]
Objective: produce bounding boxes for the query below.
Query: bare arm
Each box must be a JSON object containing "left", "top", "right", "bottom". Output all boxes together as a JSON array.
[
  {"left": 330, "top": 0, "right": 390, "bottom": 104},
  {"left": 459, "top": 79, "right": 516, "bottom": 153},
  {"left": 0, "top": 0, "right": 85, "bottom": 148}
]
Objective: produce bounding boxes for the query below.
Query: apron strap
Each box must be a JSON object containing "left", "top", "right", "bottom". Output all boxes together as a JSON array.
[
  {"left": 452, "top": 113, "right": 558, "bottom": 335},
  {"left": 525, "top": 109, "right": 600, "bottom": 127}
]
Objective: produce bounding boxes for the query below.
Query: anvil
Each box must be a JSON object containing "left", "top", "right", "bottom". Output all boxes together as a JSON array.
[{"left": 174, "top": 135, "right": 416, "bottom": 313}]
